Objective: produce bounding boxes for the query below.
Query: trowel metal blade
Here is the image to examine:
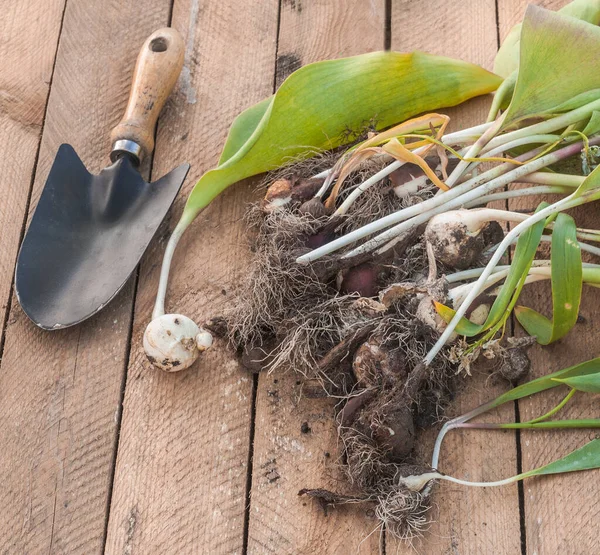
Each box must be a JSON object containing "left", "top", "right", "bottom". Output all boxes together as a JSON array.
[{"left": 15, "top": 144, "right": 189, "bottom": 330}]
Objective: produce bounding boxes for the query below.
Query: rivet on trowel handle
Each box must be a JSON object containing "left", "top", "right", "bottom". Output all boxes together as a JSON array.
[{"left": 109, "top": 28, "right": 185, "bottom": 165}]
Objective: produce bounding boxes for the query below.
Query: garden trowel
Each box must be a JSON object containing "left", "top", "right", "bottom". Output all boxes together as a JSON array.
[{"left": 16, "top": 28, "right": 189, "bottom": 330}]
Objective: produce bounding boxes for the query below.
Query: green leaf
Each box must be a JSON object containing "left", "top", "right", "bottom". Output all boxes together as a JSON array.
[
  {"left": 502, "top": 5, "right": 600, "bottom": 127},
  {"left": 487, "top": 357, "right": 600, "bottom": 410},
  {"left": 515, "top": 213, "right": 582, "bottom": 344},
  {"left": 436, "top": 206, "right": 547, "bottom": 336},
  {"left": 218, "top": 97, "right": 273, "bottom": 165},
  {"left": 582, "top": 109, "right": 600, "bottom": 136},
  {"left": 494, "top": 0, "right": 600, "bottom": 78},
  {"left": 553, "top": 372, "right": 600, "bottom": 393},
  {"left": 520, "top": 439, "right": 600, "bottom": 480},
  {"left": 180, "top": 51, "right": 501, "bottom": 222}
]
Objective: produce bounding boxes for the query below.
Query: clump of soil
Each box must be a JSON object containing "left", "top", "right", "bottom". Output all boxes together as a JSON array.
[{"left": 218, "top": 144, "right": 530, "bottom": 540}]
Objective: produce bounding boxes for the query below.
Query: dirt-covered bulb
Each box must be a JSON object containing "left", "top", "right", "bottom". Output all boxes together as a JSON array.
[
  {"left": 143, "top": 314, "right": 213, "bottom": 372},
  {"left": 425, "top": 209, "right": 493, "bottom": 270}
]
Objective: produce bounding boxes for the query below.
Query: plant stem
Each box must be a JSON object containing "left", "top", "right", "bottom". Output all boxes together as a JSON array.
[
  {"left": 334, "top": 160, "right": 405, "bottom": 215},
  {"left": 431, "top": 401, "right": 495, "bottom": 467},
  {"left": 455, "top": 417, "right": 600, "bottom": 430},
  {"left": 445, "top": 113, "right": 506, "bottom": 188},
  {"left": 526, "top": 388, "right": 576, "bottom": 423},
  {"left": 152, "top": 215, "right": 191, "bottom": 320},
  {"left": 486, "top": 97, "right": 600, "bottom": 151},
  {"left": 296, "top": 146, "right": 545, "bottom": 264},
  {"left": 520, "top": 172, "right": 585, "bottom": 188},
  {"left": 465, "top": 185, "right": 570, "bottom": 207},
  {"left": 481, "top": 134, "right": 560, "bottom": 158},
  {"left": 348, "top": 145, "right": 581, "bottom": 259},
  {"left": 424, "top": 187, "right": 600, "bottom": 365}
]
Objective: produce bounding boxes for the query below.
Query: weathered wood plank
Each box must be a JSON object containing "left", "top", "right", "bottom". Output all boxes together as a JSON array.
[
  {"left": 0, "top": 0, "right": 65, "bottom": 348},
  {"left": 246, "top": 2, "right": 386, "bottom": 553},
  {"left": 387, "top": 1, "right": 523, "bottom": 553},
  {"left": 499, "top": 1, "right": 600, "bottom": 554},
  {"left": 0, "top": 1, "right": 173, "bottom": 553},
  {"left": 104, "top": 1, "right": 280, "bottom": 553}
]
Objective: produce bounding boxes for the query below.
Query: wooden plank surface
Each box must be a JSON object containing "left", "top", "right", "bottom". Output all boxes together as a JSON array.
[
  {"left": 1, "top": 0, "right": 598, "bottom": 553},
  {"left": 0, "top": 0, "right": 65, "bottom": 351},
  {"left": 389, "top": 2, "right": 523, "bottom": 554},
  {"left": 104, "top": 1, "right": 280, "bottom": 553},
  {"left": 0, "top": 1, "right": 173, "bottom": 553},
  {"left": 499, "top": 1, "right": 600, "bottom": 554},
  {"left": 246, "top": 2, "right": 386, "bottom": 553}
]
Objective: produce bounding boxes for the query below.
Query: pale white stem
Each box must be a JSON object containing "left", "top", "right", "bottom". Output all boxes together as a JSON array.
[
  {"left": 424, "top": 194, "right": 578, "bottom": 365},
  {"left": 465, "top": 186, "right": 569, "bottom": 207},
  {"left": 450, "top": 270, "right": 509, "bottom": 307},
  {"left": 520, "top": 172, "right": 584, "bottom": 188},
  {"left": 312, "top": 167, "right": 331, "bottom": 179},
  {"left": 457, "top": 134, "right": 561, "bottom": 183},
  {"left": 296, "top": 155, "right": 530, "bottom": 264},
  {"left": 481, "top": 134, "right": 560, "bottom": 158},
  {"left": 486, "top": 235, "right": 600, "bottom": 258},
  {"left": 312, "top": 123, "right": 492, "bottom": 203},
  {"left": 435, "top": 474, "right": 517, "bottom": 488},
  {"left": 346, "top": 135, "right": 600, "bottom": 260},
  {"left": 334, "top": 160, "right": 405, "bottom": 215},
  {"left": 309, "top": 123, "right": 490, "bottom": 185},
  {"left": 446, "top": 260, "right": 553, "bottom": 284},
  {"left": 346, "top": 155, "right": 555, "bottom": 260},
  {"left": 441, "top": 121, "right": 493, "bottom": 144},
  {"left": 485, "top": 97, "right": 600, "bottom": 152},
  {"left": 446, "top": 265, "right": 515, "bottom": 283},
  {"left": 445, "top": 114, "right": 506, "bottom": 188},
  {"left": 153, "top": 217, "right": 188, "bottom": 320}
]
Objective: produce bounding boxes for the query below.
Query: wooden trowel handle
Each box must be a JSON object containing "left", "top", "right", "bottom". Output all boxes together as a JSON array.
[{"left": 110, "top": 28, "right": 185, "bottom": 163}]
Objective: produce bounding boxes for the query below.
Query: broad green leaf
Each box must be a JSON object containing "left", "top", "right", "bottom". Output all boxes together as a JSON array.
[
  {"left": 436, "top": 206, "right": 547, "bottom": 336},
  {"left": 553, "top": 372, "right": 600, "bottom": 393},
  {"left": 515, "top": 213, "right": 582, "bottom": 344},
  {"left": 487, "top": 357, "right": 600, "bottom": 409},
  {"left": 502, "top": 5, "right": 600, "bottom": 127},
  {"left": 520, "top": 439, "right": 600, "bottom": 479},
  {"left": 494, "top": 0, "right": 600, "bottom": 78},
  {"left": 180, "top": 51, "right": 501, "bottom": 222}
]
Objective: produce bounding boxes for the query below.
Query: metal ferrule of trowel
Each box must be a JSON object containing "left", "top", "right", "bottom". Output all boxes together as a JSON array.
[{"left": 15, "top": 28, "right": 190, "bottom": 330}]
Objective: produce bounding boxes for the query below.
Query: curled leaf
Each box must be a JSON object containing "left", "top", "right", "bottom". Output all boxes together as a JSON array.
[
  {"left": 515, "top": 213, "right": 582, "bottom": 344},
  {"left": 382, "top": 138, "right": 449, "bottom": 192}
]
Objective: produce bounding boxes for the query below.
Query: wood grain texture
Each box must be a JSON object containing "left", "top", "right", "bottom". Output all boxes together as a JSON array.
[
  {"left": 499, "top": 1, "right": 600, "bottom": 554},
  {"left": 0, "top": 0, "right": 65, "bottom": 349},
  {"left": 110, "top": 27, "right": 185, "bottom": 161},
  {"left": 0, "top": 1, "right": 173, "bottom": 553},
  {"left": 247, "top": 2, "right": 385, "bottom": 553},
  {"left": 104, "top": 1, "right": 280, "bottom": 553},
  {"left": 388, "top": 2, "right": 522, "bottom": 553}
]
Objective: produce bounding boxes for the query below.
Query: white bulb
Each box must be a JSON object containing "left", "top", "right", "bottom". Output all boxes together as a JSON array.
[
  {"left": 143, "top": 314, "right": 213, "bottom": 372},
  {"left": 196, "top": 330, "right": 213, "bottom": 352}
]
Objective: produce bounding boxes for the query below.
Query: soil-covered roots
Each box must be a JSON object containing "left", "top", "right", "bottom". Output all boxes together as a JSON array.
[{"left": 374, "top": 485, "right": 433, "bottom": 542}]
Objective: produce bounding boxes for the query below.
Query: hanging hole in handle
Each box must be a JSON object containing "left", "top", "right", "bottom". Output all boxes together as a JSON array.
[{"left": 150, "top": 37, "right": 168, "bottom": 52}]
